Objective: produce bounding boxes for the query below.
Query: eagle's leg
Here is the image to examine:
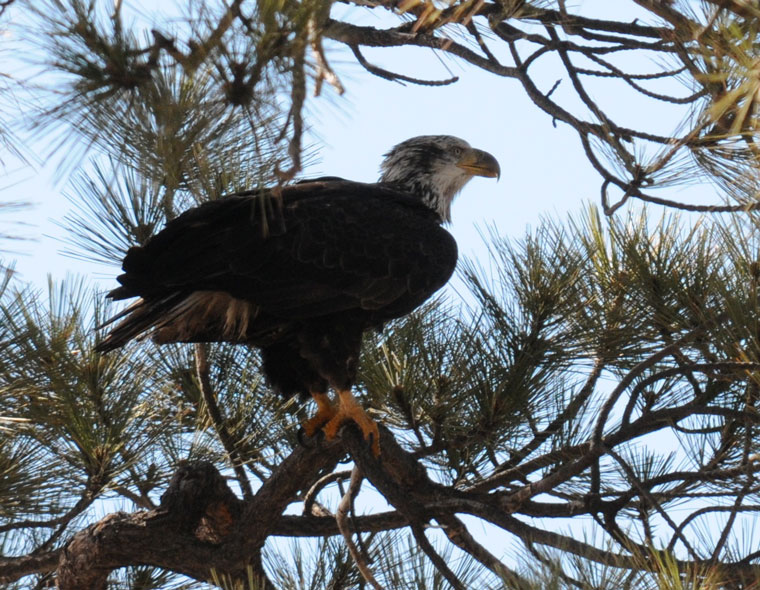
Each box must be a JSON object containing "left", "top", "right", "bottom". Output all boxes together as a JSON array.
[
  {"left": 302, "top": 391, "right": 338, "bottom": 437},
  {"left": 322, "top": 389, "right": 380, "bottom": 456}
]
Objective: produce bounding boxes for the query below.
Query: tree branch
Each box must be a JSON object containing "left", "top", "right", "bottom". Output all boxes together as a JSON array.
[
  {"left": 323, "top": 20, "right": 519, "bottom": 78},
  {"left": 0, "top": 552, "right": 60, "bottom": 585},
  {"left": 54, "top": 439, "right": 344, "bottom": 588},
  {"left": 194, "top": 343, "right": 253, "bottom": 499},
  {"left": 336, "top": 467, "right": 384, "bottom": 589}
]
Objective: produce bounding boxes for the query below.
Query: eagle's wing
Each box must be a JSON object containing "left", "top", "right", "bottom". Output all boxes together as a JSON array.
[{"left": 111, "top": 180, "right": 457, "bottom": 322}]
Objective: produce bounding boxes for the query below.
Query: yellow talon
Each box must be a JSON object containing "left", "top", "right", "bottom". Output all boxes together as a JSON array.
[
  {"left": 322, "top": 389, "right": 381, "bottom": 456},
  {"left": 301, "top": 391, "right": 338, "bottom": 437}
]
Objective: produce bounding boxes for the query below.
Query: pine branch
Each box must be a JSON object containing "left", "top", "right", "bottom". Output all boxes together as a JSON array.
[
  {"left": 0, "top": 481, "right": 96, "bottom": 533},
  {"left": 53, "top": 441, "right": 343, "bottom": 587},
  {"left": 302, "top": 469, "right": 351, "bottom": 515},
  {"left": 437, "top": 513, "right": 531, "bottom": 588},
  {"left": 194, "top": 343, "right": 253, "bottom": 499},
  {"left": 336, "top": 468, "right": 384, "bottom": 589},
  {"left": 0, "top": 552, "right": 60, "bottom": 585},
  {"left": 412, "top": 521, "right": 467, "bottom": 590}
]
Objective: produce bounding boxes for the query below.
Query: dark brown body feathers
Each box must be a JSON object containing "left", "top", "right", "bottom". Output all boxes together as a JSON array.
[{"left": 97, "top": 178, "right": 458, "bottom": 397}]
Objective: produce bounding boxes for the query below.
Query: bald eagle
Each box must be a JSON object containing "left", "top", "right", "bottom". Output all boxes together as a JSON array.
[{"left": 97, "top": 135, "right": 500, "bottom": 455}]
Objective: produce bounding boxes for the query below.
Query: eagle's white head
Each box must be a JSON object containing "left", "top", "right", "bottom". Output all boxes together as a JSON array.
[{"left": 379, "top": 135, "right": 500, "bottom": 223}]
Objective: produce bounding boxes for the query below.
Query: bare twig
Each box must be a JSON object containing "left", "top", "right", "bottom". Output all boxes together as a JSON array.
[
  {"left": 350, "top": 45, "right": 459, "bottom": 86},
  {"left": 303, "top": 469, "right": 352, "bottom": 515},
  {"left": 604, "top": 445, "right": 700, "bottom": 560},
  {"left": 194, "top": 343, "right": 253, "bottom": 499},
  {"left": 412, "top": 522, "right": 467, "bottom": 590},
  {"left": 437, "top": 513, "right": 530, "bottom": 588},
  {"left": 478, "top": 356, "right": 604, "bottom": 486},
  {"left": 0, "top": 484, "right": 97, "bottom": 534},
  {"left": 310, "top": 19, "right": 345, "bottom": 96},
  {"left": 336, "top": 467, "right": 384, "bottom": 589}
]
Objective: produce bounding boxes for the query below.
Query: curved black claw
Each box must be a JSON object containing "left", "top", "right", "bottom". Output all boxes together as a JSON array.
[{"left": 297, "top": 426, "right": 318, "bottom": 449}]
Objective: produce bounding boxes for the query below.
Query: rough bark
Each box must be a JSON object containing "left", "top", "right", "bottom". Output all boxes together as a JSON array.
[{"left": 56, "top": 440, "right": 344, "bottom": 588}]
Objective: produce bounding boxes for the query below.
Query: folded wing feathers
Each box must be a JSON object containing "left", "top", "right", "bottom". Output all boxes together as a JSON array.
[{"left": 96, "top": 291, "right": 260, "bottom": 350}]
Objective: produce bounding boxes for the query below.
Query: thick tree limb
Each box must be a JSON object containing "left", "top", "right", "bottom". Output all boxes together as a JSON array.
[
  {"left": 0, "top": 552, "right": 60, "bottom": 585},
  {"left": 54, "top": 440, "right": 344, "bottom": 588}
]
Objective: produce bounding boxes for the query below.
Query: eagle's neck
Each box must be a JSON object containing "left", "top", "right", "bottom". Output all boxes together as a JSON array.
[{"left": 379, "top": 169, "right": 467, "bottom": 224}]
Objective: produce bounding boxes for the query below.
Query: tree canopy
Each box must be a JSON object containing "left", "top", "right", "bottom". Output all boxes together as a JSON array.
[{"left": 3, "top": 1, "right": 760, "bottom": 588}]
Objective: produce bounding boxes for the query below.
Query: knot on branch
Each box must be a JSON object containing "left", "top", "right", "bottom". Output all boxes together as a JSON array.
[{"left": 157, "top": 461, "right": 242, "bottom": 542}]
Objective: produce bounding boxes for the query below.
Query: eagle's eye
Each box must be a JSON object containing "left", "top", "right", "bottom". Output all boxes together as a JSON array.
[{"left": 452, "top": 147, "right": 463, "bottom": 156}]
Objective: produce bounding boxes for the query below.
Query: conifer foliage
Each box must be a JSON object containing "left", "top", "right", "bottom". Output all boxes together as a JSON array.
[{"left": 3, "top": 1, "right": 760, "bottom": 588}]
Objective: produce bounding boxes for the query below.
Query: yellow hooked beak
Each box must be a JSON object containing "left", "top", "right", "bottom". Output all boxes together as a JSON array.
[{"left": 456, "top": 147, "right": 501, "bottom": 179}]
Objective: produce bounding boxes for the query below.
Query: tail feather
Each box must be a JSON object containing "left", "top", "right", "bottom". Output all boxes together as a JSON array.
[
  {"left": 95, "top": 293, "right": 188, "bottom": 353},
  {"left": 95, "top": 298, "right": 146, "bottom": 331}
]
